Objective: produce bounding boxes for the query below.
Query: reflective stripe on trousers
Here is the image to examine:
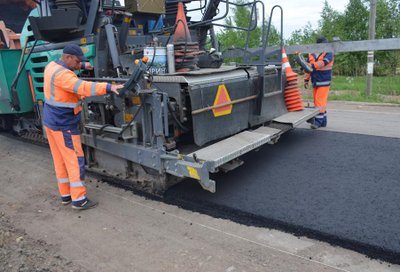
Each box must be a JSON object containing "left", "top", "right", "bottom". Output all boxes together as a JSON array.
[{"left": 45, "top": 126, "right": 86, "bottom": 202}]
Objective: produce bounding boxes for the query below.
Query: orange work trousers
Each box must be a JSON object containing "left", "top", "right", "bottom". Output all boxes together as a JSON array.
[
  {"left": 45, "top": 126, "right": 86, "bottom": 203},
  {"left": 313, "top": 85, "right": 330, "bottom": 113}
]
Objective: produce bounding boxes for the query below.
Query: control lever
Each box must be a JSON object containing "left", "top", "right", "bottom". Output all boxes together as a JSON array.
[{"left": 118, "top": 57, "right": 149, "bottom": 97}]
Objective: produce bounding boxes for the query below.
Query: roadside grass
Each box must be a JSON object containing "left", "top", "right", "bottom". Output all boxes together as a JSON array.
[{"left": 301, "top": 75, "right": 400, "bottom": 104}]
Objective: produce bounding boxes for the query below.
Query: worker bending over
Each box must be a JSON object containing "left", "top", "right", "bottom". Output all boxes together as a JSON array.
[
  {"left": 303, "top": 36, "right": 334, "bottom": 129},
  {"left": 43, "top": 44, "right": 123, "bottom": 210}
]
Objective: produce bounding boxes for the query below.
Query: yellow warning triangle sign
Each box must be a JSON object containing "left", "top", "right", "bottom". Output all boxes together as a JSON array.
[{"left": 212, "top": 84, "right": 232, "bottom": 117}]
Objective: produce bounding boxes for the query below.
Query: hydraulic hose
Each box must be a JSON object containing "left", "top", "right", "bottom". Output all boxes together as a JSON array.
[
  {"left": 167, "top": 101, "right": 189, "bottom": 132},
  {"left": 10, "top": 40, "right": 38, "bottom": 111}
]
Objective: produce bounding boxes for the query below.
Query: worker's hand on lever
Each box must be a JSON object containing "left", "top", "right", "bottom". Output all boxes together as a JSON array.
[
  {"left": 84, "top": 62, "right": 94, "bottom": 70},
  {"left": 110, "top": 84, "right": 124, "bottom": 95}
]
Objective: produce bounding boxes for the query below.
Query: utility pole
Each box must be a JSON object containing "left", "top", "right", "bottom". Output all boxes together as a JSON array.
[{"left": 366, "top": 0, "right": 377, "bottom": 96}]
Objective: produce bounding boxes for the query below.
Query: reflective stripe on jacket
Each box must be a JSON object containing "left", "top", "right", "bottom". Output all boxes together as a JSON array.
[
  {"left": 304, "top": 52, "right": 334, "bottom": 87},
  {"left": 43, "top": 60, "right": 109, "bottom": 130}
]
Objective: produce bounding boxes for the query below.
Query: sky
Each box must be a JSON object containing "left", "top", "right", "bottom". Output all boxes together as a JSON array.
[
  {"left": 186, "top": 0, "right": 349, "bottom": 38},
  {"left": 266, "top": 0, "right": 349, "bottom": 38},
  {"left": 119, "top": 0, "right": 350, "bottom": 38}
]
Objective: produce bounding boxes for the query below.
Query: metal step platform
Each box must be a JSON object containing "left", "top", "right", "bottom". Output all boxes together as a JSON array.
[
  {"left": 272, "top": 107, "right": 318, "bottom": 127},
  {"left": 190, "top": 126, "right": 281, "bottom": 171},
  {"left": 189, "top": 108, "right": 319, "bottom": 172}
]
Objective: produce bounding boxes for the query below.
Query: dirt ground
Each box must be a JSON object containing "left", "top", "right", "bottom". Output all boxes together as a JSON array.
[{"left": 0, "top": 212, "right": 87, "bottom": 272}]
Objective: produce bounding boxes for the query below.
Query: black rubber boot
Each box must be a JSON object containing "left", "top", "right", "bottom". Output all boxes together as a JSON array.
[
  {"left": 321, "top": 112, "right": 327, "bottom": 127},
  {"left": 72, "top": 199, "right": 98, "bottom": 210},
  {"left": 311, "top": 113, "right": 324, "bottom": 129},
  {"left": 61, "top": 196, "right": 72, "bottom": 205}
]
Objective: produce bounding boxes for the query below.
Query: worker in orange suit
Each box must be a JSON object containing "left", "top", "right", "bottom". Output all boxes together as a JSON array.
[
  {"left": 304, "top": 36, "right": 334, "bottom": 129},
  {"left": 43, "top": 44, "right": 124, "bottom": 210}
]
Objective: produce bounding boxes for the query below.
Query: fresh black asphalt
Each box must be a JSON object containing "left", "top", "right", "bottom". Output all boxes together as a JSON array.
[
  {"left": 5, "top": 128, "right": 399, "bottom": 263},
  {"left": 165, "top": 129, "right": 400, "bottom": 263}
]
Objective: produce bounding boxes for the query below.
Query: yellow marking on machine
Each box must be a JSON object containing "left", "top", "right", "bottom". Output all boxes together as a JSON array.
[
  {"left": 80, "top": 38, "right": 87, "bottom": 44},
  {"left": 124, "top": 113, "right": 134, "bottom": 122},
  {"left": 132, "top": 96, "right": 141, "bottom": 105},
  {"left": 212, "top": 84, "right": 232, "bottom": 117},
  {"left": 187, "top": 166, "right": 200, "bottom": 180}
]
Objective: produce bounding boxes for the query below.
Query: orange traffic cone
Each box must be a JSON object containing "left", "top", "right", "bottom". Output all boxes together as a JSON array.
[
  {"left": 282, "top": 48, "right": 297, "bottom": 81},
  {"left": 173, "top": 2, "right": 191, "bottom": 43},
  {"left": 282, "top": 48, "right": 304, "bottom": 112},
  {"left": 284, "top": 86, "right": 304, "bottom": 111},
  {"left": 172, "top": 1, "right": 202, "bottom": 72}
]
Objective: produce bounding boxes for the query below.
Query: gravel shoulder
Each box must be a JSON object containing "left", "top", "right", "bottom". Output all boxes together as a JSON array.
[{"left": 0, "top": 211, "right": 88, "bottom": 272}]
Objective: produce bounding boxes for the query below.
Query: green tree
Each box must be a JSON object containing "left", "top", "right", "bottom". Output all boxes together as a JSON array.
[
  {"left": 217, "top": 0, "right": 280, "bottom": 51},
  {"left": 319, "top": 1, "right": 342, "bottom": 41},
  {"left": 222, "top": 0, "right": 400, "bottom": 75},
  {"left": 374, "top": 0, "right": 400, "bottom": 75},
  {"left": 334, "top": 0, "right": 369, "bottom": 75},
  {"left": 341, "top": 0, "right": 369, "bottom": 40},
  {"left": 286, "top": 22, "right": 318, "bottom": 45}
]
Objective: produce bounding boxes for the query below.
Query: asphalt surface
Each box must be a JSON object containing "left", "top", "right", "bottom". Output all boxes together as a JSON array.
[
  {"left": 6, "top": 132, "right": 392, "bottom": 272},
  {"left": 1, "top": 103, "right": 399, "bottom": 269},
  {"left": 165, "top": 128, "right": 400, "bottom": 263}
]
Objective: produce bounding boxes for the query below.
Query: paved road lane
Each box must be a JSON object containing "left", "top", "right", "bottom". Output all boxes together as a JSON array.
[
  {"left": 5, "top": 133, "right": 393, "bottom": 272},
  {"left": 165, "top": 129, "right": 400, "bottom": 263}
]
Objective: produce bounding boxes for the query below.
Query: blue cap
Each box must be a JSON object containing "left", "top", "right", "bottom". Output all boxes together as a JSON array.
[{"left": 63, "top": 44, "right": 88, "bottom": 62}]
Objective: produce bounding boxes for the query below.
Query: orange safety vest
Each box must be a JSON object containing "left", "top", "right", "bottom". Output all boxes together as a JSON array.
[
  {"left": 44, "top": 61, "right": 108, "bottom": 114},
  {"left": 304, "top": 52, "right": 334, "bottom": 87}
]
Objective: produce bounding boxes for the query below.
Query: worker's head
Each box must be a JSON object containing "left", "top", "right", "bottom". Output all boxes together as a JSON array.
[
  {"left": 62, "top": 44, "right": 88, "bottom": 70},
  {"left": 316, "top": 36, "right": 328, "bottom": 44}
]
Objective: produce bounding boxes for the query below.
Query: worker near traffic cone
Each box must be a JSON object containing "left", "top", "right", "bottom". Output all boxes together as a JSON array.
[
  {"left": 300, "top": 36, "right": 334, "bottom": 129},
  {"left": 43, "top": 44, "right": 124, "bottom": 210}
]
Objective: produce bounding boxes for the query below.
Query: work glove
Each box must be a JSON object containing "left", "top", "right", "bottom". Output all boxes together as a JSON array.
[{"left": 304, "top": 81, "right": 309, "bottom": 89}]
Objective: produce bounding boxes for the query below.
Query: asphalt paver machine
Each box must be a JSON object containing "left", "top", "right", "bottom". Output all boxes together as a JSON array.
[{"left": 1, "top": 0, "right": 318, "bottom": 193}]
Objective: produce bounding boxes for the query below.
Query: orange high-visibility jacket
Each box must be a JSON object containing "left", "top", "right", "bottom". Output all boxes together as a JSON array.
[
  {"left": 43, "top": 60, "right": 111, "bottom": 130},
  {"left": 304, "top": 52, "right": 334, "bottom": 87}
]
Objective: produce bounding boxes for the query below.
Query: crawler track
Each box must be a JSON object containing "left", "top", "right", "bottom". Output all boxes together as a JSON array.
[{"left": 4, "top": 131, "right": 164, "bottom": 196}]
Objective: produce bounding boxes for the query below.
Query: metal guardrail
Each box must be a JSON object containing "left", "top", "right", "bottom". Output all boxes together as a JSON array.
[{"left": 267, "top": 38, "right": 400, "bottom": 54}]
